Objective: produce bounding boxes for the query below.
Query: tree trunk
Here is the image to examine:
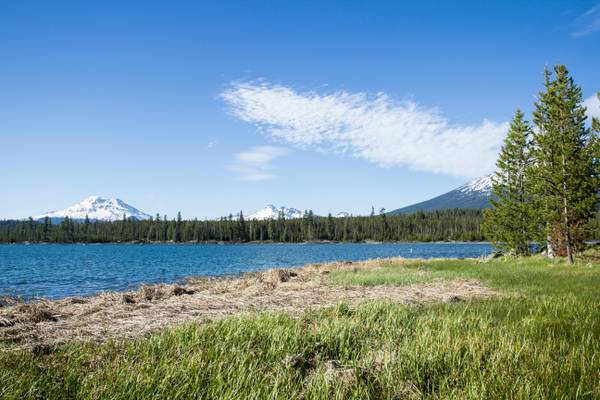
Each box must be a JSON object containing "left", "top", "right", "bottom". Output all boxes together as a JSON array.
[
  {"left": 564, "top": 202, "right": 574, "bottom": 265},
  {"left": 565, "top": 240, "right": 573, "bottom": 264},
  {"left": 547, "top": 232, "right": 555, "bottom": 259},
  {"left": 561, "top": 147, "right": 573, "bottom": 264}
]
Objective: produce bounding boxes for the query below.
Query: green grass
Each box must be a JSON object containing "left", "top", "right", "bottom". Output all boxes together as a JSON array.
[{"left": 1, "top": 256, "right": 600, "bottom": 399}]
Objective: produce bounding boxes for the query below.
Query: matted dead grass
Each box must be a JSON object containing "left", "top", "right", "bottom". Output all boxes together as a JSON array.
[{"left": 0, "top": 258, "right": 495, "bottom": 350}]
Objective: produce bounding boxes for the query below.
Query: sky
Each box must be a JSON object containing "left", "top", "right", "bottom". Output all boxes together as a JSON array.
[{"left": 1, "top": 0, "right": 599, "bottom": 219}]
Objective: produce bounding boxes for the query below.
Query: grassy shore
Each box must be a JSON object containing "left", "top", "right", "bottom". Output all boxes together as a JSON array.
[{"left": 1, "top": 255, "right": 599, "bottom": 399}]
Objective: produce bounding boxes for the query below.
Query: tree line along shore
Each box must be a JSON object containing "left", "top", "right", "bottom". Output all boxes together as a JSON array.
[
  {"left": 1, "top": 208, "right": 598, "bottom": 244},
  {"left": 2, "top": 209, "right": 489, "bottom": 243}
]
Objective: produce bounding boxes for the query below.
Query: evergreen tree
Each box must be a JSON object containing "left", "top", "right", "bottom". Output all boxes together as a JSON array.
[
  {"left": 120, "top": 213, "right": 127, "bottom": 239},
  {"left": 153, "top": 214, "right": 160, "bottom": 241},
  {"left": 60, "top": 216, "right": 74, "bottom": 242},
  {"left": 483, "top": 109, "right": 540, "bottom": 255},
  {"left": 83, "top": 215, "right": 91, "bottom": 241},
  {"left": 325, "top": 213, "right": 334, "bottom": 240},
  {"left": 42, "top": 216, "right": 50, "bottom": 242},
  {"left": 237, "top": 211, "right": 247, "bottom": 241},
  {"left": 167, "top": 220, "right": 175, "bottom": 242},
  {"left": 174, "top": 212, "right": 182, "bottom": 242},
  {"left": 531, "top": 65, "right": 598, "bottom": 264},
  {"left": 379, "top": 208, "right": 388, "bottom": 241}
]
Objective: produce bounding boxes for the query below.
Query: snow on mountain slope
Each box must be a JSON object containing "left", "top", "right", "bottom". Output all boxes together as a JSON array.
[
  {"left": 247, "top": 205, "right": 304, "bottom": 220},
  {"left": 34, "top": 196, "right": 151, "bottom": 222},
  {"left": 457, "top": 174, "right": 493, "bottom": 194},
  {"left": 388, "top": 174, "right": 494, "bottom": 215},
  {"left": 246, "top": 205, "right": 353, "bottom": 220}
]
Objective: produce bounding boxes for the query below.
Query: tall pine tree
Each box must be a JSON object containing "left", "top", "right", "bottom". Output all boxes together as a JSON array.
[
  {"left": 483, "top": 109, "right": 540, "bottom": 255},
  {"left": 174, "top": 211, "right": 182, "bottom": 242},
  {"left": 531, "top": 65, "right": 598, "bottom": 264}
]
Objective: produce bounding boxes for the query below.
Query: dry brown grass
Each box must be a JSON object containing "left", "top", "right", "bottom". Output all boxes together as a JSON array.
[{"left": 0, "top": 258, "right": 495, "bottom": 350}]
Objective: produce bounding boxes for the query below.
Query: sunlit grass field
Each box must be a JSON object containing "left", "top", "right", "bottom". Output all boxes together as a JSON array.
[{"left": 1, "top": 254, "right": 599, "bottom": 399}]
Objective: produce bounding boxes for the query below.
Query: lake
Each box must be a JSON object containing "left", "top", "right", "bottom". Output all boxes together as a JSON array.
[{"left": 0, "top": 243, "right": 492, "bottom": 299}]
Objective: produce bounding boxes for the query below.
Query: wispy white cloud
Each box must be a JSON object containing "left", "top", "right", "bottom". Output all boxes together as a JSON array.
[
  {"left": 229, "top": 145, "right": 288, "bottom": 181},
  {"left": 207, "top": 141, "right": 217, "bottom": 149},
  {"left": 584, "top": 93, "right": 600, "bottom": 120},
  {"left": 222, "top": 81, "right": 508, "bottom": 178},
  {"left": 571, "top": 4, "right": 600, "bottom": 37}
]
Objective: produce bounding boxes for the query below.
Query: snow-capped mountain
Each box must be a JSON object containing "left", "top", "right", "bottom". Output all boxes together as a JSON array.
[
  {"left": 456, "top": 174, "right": 494, "bottom": 195},
  {"left": 335, "top": 212, "right": 351, "bottom": 218},
  {"left": 34, "top": 196, "right": 152, "bottom": 222},
  {"left": 246, "top": 205, "right": 304, "bottom": 220},
  {"left": 245, "top": 205, "right": 353, "bottom": 220},
  {"left": 388, "top": 174, "right": 494, "bottom": 215}
]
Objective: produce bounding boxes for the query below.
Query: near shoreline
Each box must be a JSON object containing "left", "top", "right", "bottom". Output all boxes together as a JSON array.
[
  {"left": 2, "top": 254, "right": 599, "bottom": 399},
  {"left": 0, "top": 257, "right": 495, "bottom": 350}
]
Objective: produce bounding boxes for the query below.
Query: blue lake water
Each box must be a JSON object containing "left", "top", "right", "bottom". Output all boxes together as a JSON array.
[{"left": 0, "top": 243, "right": 492, "bottom": 299}]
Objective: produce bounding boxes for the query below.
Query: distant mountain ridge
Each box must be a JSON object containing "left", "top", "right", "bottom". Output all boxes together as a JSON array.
[
  {"left": 34, "top": 196, "right": 151, "bottom": 223},
  {"left": 335, "top": 211, "right": 351, "bottom": 218},
  {"left": 26, "top": 177, "right": 493, "bottom": 224},
  {"left": 246, "top": 205, "right": 352, "bottom": 220},
  {"left": 388, "top": 174, "right": 494, "bottom": 215},
  {"left": 247, "top": 205, "right": 304, "bottom": 220}
]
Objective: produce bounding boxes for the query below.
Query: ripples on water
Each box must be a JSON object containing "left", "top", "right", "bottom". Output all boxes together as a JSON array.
[{"left": 0, "top": 243, "right": 492, "bottom": 299}]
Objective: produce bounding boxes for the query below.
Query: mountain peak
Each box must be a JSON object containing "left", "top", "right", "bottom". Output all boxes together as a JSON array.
[
  {"left": 34, "top": 196, "right": 151, "bottom": 222},
  {"left": 335, "top": 211, "right": 351, "bottom": 218},
  {"left": 247, "top": 205, "right": 304, "bottom": 220},
  {"left": 388, "top": 174, "right": 494, "bottom": 215},
  {"left": 245, "top": 206, "right": 353, "bottom": 220},
  {"left": 457, "top": 174, "right": 494, "bottom": 194}
]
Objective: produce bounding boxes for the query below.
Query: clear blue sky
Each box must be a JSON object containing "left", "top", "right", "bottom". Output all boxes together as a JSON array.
[{"left": 2, "top": 0, "right": 599, "bottom": 219}]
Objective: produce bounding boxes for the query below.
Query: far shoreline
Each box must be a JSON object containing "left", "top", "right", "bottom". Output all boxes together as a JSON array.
[{"left": 1, "top": 240, "right": 493, "bottom": 246}]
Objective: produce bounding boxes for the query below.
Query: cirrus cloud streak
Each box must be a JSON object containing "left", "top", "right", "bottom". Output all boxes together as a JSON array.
[
  {"left": 229, "top": 145, "right": 288, "bottom": 181},
  {"left": 571, "top": 4, "right": 600, "bottom": 37},
  {"left": 222, "top": 82, "right": 508, "bottom": 178}
]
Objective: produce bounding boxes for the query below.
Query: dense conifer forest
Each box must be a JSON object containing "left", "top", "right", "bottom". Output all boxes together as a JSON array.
[
  {"left": 0, "top": 209, "right": 490, "bottom": 243},
  {"left": 1, "top": 208, "right": 598, "bottom": 244}
]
